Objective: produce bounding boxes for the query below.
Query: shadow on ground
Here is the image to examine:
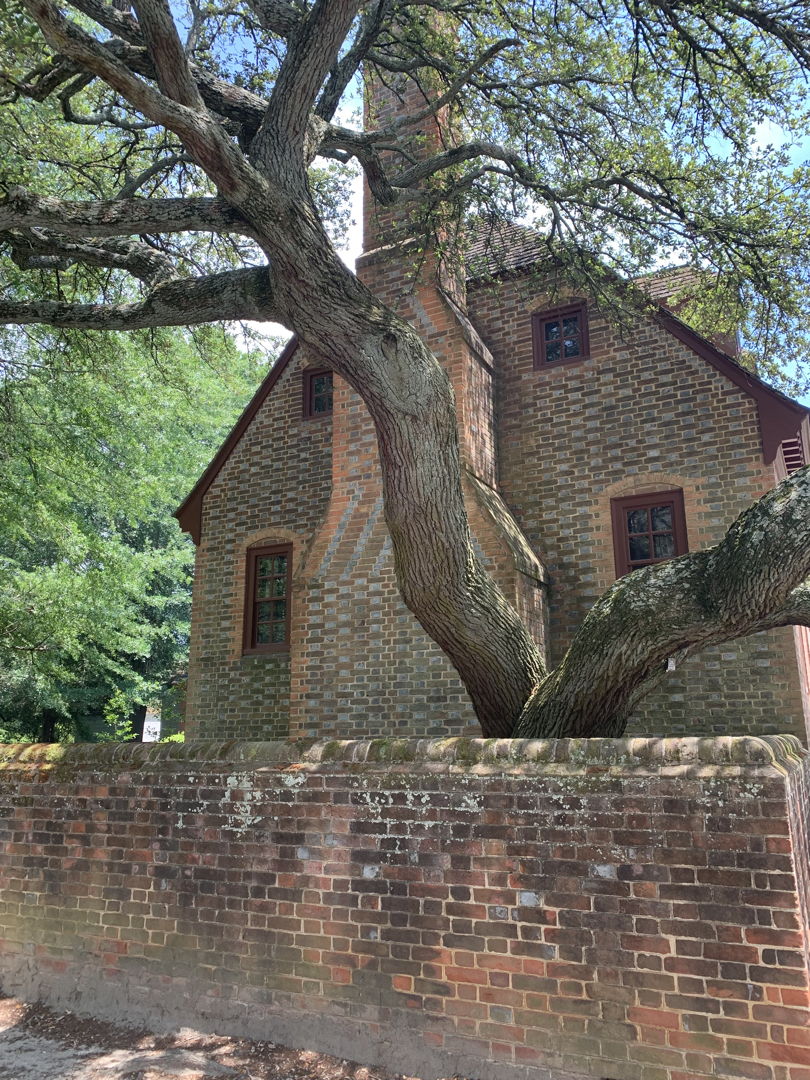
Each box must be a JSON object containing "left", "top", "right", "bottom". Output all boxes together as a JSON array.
[{"left": 0, "top": 996, "right": 432, "bottom": 1080}]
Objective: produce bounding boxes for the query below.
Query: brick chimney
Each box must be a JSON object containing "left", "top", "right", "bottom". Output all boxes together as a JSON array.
[{"left": 287, "top": 71, "right": 549, "bottom": 739}]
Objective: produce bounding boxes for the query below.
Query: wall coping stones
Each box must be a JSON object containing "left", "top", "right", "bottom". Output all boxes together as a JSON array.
[{"left": 0, "top": 733, "right": 804, "bottom": 778}]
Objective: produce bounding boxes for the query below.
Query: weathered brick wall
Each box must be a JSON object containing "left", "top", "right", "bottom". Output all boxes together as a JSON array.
[
  {"left": 186, "top": 347, "right": 332, "bottom": 740},
  {"left": 284, "top": 238, "right": 550, "bottom": 741},
  {"left": 288, "top": 369, "right": 480, "bottom": 739},
  {"left": 467, "top": 273, "right": 808, "bottom": 741},
  {"left": 2, "top": 737, "right": 810, "bottom": 1080}
]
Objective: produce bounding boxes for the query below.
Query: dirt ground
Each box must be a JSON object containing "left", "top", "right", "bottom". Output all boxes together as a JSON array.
[{"left": 0, "top": 996, "right": 430, "bottom": 1080}]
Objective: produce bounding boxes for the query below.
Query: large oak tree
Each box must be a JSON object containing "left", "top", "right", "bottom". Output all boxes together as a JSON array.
[{"left": 1, "top": 0, "right": 810, "bottom": 738}]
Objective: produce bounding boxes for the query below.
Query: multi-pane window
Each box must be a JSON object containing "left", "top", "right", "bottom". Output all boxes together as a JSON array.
[
  {"left": 244, "top": 545, "right": 291, "bottom": 651},
  {"left": 610, "top": 491, "right": 688, "bottom": 576},
  {"left": 532, "top": 305, "right": 589, "bottom": 368},
  {"left": 304, "top": 369, "right": 333, "bottom": 417}
]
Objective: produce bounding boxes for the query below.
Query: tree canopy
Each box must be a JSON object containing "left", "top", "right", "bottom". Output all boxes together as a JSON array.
[
  {"left": 0, "top": 318, "right": 269, "bottom": 741},
  {"left": 1, "top": 0, "right": 810, "bottom": 737}
]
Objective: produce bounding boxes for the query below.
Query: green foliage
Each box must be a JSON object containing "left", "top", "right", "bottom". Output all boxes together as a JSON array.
[{"left": 0, "top": 319, "right": 274, "bottom": 741}]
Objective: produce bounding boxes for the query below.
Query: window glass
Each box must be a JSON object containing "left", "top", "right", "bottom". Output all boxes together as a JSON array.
[
  {"left": 650, "top": 506, "right": 672, "bottom": 532},
  {"left": 249, "top": 546, "right": 291, "bottom": 648},
  {"left": 627, "top": 509, "right": 648, "bottom": 534},
  {"left": 307, "top": 371, "right": 333, "bottom": 416},
  {"left": 629, "top": 535, "right": 651, "bottom": 561},
  {"left": 622, "top": 499, "right": 679, "bottom": 571},
  {"left": 653, "top": 533, "right": 675, "bottom": 558},
  {"left": 535, "top": 308, "right": 587, "bottom": 367}
]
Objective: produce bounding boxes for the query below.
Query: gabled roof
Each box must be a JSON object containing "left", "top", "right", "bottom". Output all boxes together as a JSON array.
[
  {"left": 174, "top": 336, "right": 298, "bottom": 544},
  {"left": 657, "top": 312, "right": 807, "bottom": 465},
  {"left": 466, "top": 225, "right": 808, "bottom": 465},
  {"left": 176, "top": 244, "right": 808, "bottom": 546}
]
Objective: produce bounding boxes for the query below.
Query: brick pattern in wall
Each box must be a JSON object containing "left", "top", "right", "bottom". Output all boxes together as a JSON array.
[
  {"left": 185, "top": 350, "right": 332, "bottom": 740},
  {"left": 467, "top": 273, "right": 808, "bottom": 740},
  {"left": 3, "top": 737, "right": 810, "bottom": 1080},
  {"left": 288, "top": 372, "right": 480, "bottom": 739}
]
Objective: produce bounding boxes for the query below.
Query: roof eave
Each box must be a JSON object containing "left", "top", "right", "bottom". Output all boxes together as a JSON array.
[
  {"left": 659, "top": 313, "right": 808, "bottom": 465},
  {"left": 174, "top": 336, "right": 299, "bottom": 545}
]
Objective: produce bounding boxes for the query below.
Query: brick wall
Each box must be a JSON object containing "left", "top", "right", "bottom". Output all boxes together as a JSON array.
[
  {"left": 467, "top": 273, "right": 808, "bottom": 741},
  {"left": 185, "top": 348, "right": 332, "bottom": 740},
  {"left": 3, "top": 737, "right": 810, "bottom": 1080},
  {"left": 287, "top": 369, "right": 480, "bottom": 739}
]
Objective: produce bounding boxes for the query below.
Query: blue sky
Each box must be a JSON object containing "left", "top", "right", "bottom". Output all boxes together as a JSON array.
[{"left": 256, "top": 121, "right": 810, "bottom": 408}]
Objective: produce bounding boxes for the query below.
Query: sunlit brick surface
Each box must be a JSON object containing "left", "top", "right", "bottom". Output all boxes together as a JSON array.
[
  {"left": 2, "top": 737, "right": 810, "bottom": 1080},
  {"left": 467, "top": 273, "right": 807, "bottom": 740},
  {"left": 186, "top": 350, "right": 332, "bottom": 740}
]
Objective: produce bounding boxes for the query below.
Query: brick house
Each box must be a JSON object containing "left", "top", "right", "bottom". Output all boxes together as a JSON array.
[{"left": 176, "top": 193, "right": 810, "bottom": 744}]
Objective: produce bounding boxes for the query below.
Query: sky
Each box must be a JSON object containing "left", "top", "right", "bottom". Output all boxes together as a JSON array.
[{"left": 253, "top": 122, "right": 810, "bottom": 408}]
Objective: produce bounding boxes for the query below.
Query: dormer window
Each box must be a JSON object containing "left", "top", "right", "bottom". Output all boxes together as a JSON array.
[{"left": 532, "top": 305, "right": 589, "bottom": 369}]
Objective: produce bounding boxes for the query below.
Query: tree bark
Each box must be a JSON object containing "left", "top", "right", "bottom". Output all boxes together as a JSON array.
[
  {"left": 11, "top": 0, "right": 810, "bottom": 741},
  {"left": 0, "top": 267, "right": 280, "bottom": 328},
  {"left": 514, "top": 465, "right": 810, "bottom": 738}
]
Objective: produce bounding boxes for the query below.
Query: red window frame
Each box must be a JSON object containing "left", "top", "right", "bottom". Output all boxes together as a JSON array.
[
  {"left": 243, "top": 544, "right": 292, "bottom": 653},
  {"left": 532, "top": 304, "right": 590, "bottom": 369},
  {"left": 610, "top": 490, "right": 688, "bottom": 577},
  {"left": 303, "top": 369, "right": 333, "bottom": 418}
]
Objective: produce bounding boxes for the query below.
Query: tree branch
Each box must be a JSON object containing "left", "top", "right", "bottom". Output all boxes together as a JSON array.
[
  {"left": 514, "top": 465, "right": 810, "bottom": 738},
  {"left": 253, "top": 0, "right": 361, "bottom": 172},
  {"left": 244, "top": 0, "right": 302, "bottom": 37},
  {"left": 390, "top": 39, "right": 520, "bottom": 131},
  {"left": 20, "top": 0, "right": 262, "bottom": 201},
  {"left": 320, "top": 125, "right": 396, "bottom": 203},
  {"left": 130, "top": 0, "right": 205, "bottom": 109},
  {"left": 7, "top": 35, "right": 269, "bottom": 139},
  {"left": 115, "top": 154, "right": 190, "bottom": 198},
  {"left": 392, "top": 140, "right": 531, "bottom": 189},
  {"left": 0, "top": 266, "right": 282, "bottom": 329},
  {"left": 315, "top": 0, "right": 390, "bottom": 121},
  {"left": 3, "top": 231, "right": 178, "bottom": 285},
  {"left": 0, "top": 188, "right": 256, "bottom": 239},
  {"left": 66, "top": 0, "right": 143, "bottom": 45}
]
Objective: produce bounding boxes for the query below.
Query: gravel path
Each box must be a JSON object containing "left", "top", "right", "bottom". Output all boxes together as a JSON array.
[{"left": 0, "top": 997, "right": 426, "bottom": 1080}]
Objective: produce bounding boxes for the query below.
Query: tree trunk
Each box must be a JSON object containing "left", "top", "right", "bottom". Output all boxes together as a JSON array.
[
  {"left": 514, "top": 465, "right": 810, "bottom": 738},
  {"left": 257, "top": 197, "right": 547, "bottom": 737}
]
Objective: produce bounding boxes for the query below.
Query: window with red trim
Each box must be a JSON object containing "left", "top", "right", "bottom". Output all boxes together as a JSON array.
[
  {"left": 610, "top": 491, "right": 688, "bottom": 577},
  {"left": 244, "top": 544, "right": 292, "bottom": 652},
  {"left": 303, "top": 369, "right": 333, "bottom": 417},
  {"left": 532, "top": 305, "right": 589, "bottom": 368}
]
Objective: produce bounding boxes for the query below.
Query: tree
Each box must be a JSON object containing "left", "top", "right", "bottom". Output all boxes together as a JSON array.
[
  {"left": 0, "top": 318, "right": 268, "bottom": 741},
  {"left": 0, "top": 0, "right": 809, "bottom": 739}
]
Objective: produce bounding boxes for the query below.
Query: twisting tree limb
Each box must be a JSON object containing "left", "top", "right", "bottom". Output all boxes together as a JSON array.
[
  {"left": 0, "top": 189, "right": 256, "bottom": 239},
  {"left": 3, "top": 231, "right": 179, "bottom": 285},
  {"left": 5, "top": 36, "right": 269, "bottom": 137},
  {"left": 252, "top": 0, "right": 362, "bottom": 173},
  {"left": 320, "top": 126, "right": 397, "bottom": 203},
  {"left": 514, "top": 465, "right": 810, "bottom": 739},
  {"left": 65, "top": 0, "right": 143, "bottom": 45},
  {"left": 389, "top": 39, "right": 520, "bottom": 129},
  {"left": 130, "top": 0, "right": 205, "bottom": 109},
  {"left": 315, "top": 0, "right": 391, "bottom": 121},
  {"left": 115, "top": 154, "right": 190, "bottom": 198},
  {"left": 21, "top": 0, "right": 267, "bottom": 202},
  {"left": 0, "top": 266, "right": 282, "bottom": 329},
  {"left": 244, "top": 0, "right": 302, "bottom": 37}
]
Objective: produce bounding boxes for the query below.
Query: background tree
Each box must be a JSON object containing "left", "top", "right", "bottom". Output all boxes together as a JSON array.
[
  {"left": 0, "top": 319, "right": 269, "bottom": 741},
  {"left": 1, "top": 0, "right": 809, "bottom": 738}
]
